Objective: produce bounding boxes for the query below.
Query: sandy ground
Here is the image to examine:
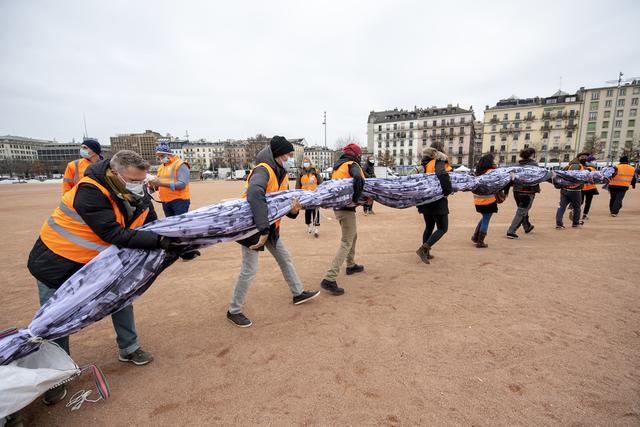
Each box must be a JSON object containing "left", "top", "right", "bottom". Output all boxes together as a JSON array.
[{"left": 1, "top": 180, "right": 639, "bottom": 426}]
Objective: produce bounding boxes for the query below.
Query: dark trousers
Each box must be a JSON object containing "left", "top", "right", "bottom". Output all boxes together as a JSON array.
[
  {"left": 609, "top": 187, "right": 627, "bottom": 214},
  {"left": 304, "top": 208, "right": 320, "bottom": 226},
  {"left": 162, "top": 199, "right": 190, "bottom": 217},
  {"left": 556, "top": 190, "right": 581, "bottom": 226},
  {"left": 508, "top": 192, "right": 534, "bottom": 234},
  {"left": 422, "top": 213, "right": 448, "bottom": 247},
  {"left": 582, "top": 192, "right": 594, "bottom": 215},
  {"left": 363, "top": 201, "right": 374, "bottom": 213}
]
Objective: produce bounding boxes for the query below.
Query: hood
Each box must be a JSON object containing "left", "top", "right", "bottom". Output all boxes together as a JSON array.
[
  {"left": 568, "top": 157, "right": 582, "bottom": 166},
  {"left": 333, "top": 153, "right": 361, "bottom": 171},
  {"left": 518, "top": 158, "right": 539, "bottom": 166},
  {"left": 255, "top": 146, "right": 286, "bottom": 181},
  {"left": 421, "top": 147, "right": 449, "bottom": 165}
]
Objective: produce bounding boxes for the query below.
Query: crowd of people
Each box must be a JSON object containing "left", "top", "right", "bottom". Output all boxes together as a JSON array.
[{"left": 19, "top": 136, "right": 636, "bottom": 407}]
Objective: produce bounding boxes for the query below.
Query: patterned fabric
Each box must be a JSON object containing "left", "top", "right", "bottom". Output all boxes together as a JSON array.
[{"left": 0, "top": 167, "right": 614, "bottom": 365}]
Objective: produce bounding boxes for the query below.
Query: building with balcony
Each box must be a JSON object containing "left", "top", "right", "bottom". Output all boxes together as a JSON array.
[
  {"left": 304, "top": 145, "right": 334, "bottom": 170},
  {"left": 110, "top": 130, "right": 162, "bottom": 164}
]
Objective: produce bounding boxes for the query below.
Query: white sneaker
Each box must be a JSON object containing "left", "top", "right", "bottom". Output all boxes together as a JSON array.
[
  {"left": 314, "top": 226, "right": 319, "bottom": 238},
  {"left": 307, "top": 225, "right": 313, "bottom": 234}
]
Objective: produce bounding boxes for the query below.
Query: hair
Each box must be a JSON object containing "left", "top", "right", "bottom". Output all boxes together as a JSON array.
[
  {"left": 475, "top": 153, "right": 495, "bottom": 175},
  {"left": 520, "top": 147, "right": 536, "bottom": 160},
  {"left": 110, "top": 150, "right": 150, "bottom": 172},
  {"left": 430, "top": 141, "right": 444, "bottom": 152}
]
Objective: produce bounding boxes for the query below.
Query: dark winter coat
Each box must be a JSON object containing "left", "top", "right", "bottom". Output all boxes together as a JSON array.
[
  {"left": 512, "top": 158, "right": 541, "bottom": 194},
  {"left": 417, "top": 150, "right": 452, "bottom": 216},
  {"left": 364, "top": 160, "right": 376, "bottom": 178}
]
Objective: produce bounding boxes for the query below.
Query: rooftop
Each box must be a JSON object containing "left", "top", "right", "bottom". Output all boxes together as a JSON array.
[{"left": 368, "top": 105, "right": 474, "bottom": 123}]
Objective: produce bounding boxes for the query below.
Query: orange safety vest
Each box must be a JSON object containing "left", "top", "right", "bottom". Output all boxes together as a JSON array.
[
  {"left": 300, "top": 172, "right": 319, "bottom": 190},
  {"left": 62, "top": 158, "right": 93, "bottom": 194},
  {"left": 566, "top": 164, "right": 585, "bottom": 189},
  {"left": 157, "top": 158, "right": 191, "bottom": 202},
  {"left": 610, "top": 164, "right": 635, "bottom": 188},
  {"left": 423, "top": 159, "right": 453, "bottom": 173},
  {"left": 332, "top": 161, "right": 364, "bottom": 179},
  {"left": 582, "top": 166, "right": 597, "bottom": 191},
  {"left": 242, "top": 162, "right": 289, "bottom": 228},
  {"left": 40, "top": 176, "right": 149, "bottom": 264},
  {"left": 473, "top": 171, "right": 497, "bottom": 205}
]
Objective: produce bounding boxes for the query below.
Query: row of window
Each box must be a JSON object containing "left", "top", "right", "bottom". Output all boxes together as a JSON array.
[
  {"left": 588, "top": 109, "right": 638, "bottom": 120},
  {"left": 591, "top": 86, "right": 640, "bottom": 100},
  {"left": 586, "top": 119, "right": 636, "bottom": 130},
  {"left": 590, "top": 98, "right": 639, "bottom": 111},
  {"left": 377, "top": 117, "right": 468, "bottom": 131}
]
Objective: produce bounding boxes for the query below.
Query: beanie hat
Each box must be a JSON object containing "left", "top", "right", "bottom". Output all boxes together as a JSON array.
[
  {"left": 619, "top": 155, "right": 629, "bottom": 163},
  {"left": 270, "top": 136, "right": 294, "bottom": 158},
  {"left": 586, "top": 155, "right": 596, "bottom": 162},
  {"left": 83, "top": 138, "right": 101, "bottom": 155},
  {"left": 343, "top": 143, "right": 362, "bottom": 157},
  {"left": 156, "top": 143, "right": 172, "bottom": 155}
]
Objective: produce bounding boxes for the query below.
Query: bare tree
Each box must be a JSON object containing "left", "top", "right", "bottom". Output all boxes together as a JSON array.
[
  {"left": 245, "top": 134, "right": 269, "bottom": 161},
  {"left": 335, "top": 134, "right": 361, "bottom": 150},
  {"left": 583, "top": 134, "right": 606, "bottom": 156},
  {"left": 622, "top": 135, "right": 640, "bottom": 162},
  {"left": 376, "top": 150, "right": 396, "bottom": 167}
]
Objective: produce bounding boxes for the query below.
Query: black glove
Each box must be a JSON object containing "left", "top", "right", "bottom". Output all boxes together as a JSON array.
[
  {"left": 158, "top": 236, "right": 182, "bottom": 251},
  {"left": 180, "top": 249, "right": 201, "bottom": 261}
]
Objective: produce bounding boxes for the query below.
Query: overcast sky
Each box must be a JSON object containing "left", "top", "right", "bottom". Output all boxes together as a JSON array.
[{"left": 1, "top": 0, "right": 639, "bottom": 148}]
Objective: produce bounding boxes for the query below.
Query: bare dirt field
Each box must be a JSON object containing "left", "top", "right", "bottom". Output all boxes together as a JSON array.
[{"left": 1, "top": 180, "right": 639, "bottom": 426}]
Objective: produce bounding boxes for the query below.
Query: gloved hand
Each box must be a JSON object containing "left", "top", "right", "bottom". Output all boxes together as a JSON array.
[
  {"left": 158, "top": 236, "right": 182, "bottom": 251},
  {"left": 180, "top": 249, "right": 201, "bottom": 261},
  {"left": 290, "top": 198, "right": 301, "bottom": 215}
]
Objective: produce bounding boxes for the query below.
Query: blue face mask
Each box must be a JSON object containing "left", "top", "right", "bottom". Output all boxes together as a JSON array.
[
  {"left": 303, "top": 162, "right": 310, "bottom": 168},
  {"left": 282, "top": 157, "right": 295, "bottom": 171},
  {"left": 80, "top": 149, "right": 91, "bottom": 159}
]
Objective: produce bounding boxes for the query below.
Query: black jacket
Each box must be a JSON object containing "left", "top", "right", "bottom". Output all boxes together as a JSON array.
[
  {"left": 333, "top": 154, "right": 365, "bottom": 212},
  {"left": 364, "top": 161, "right": 376, "bottom": 178},
  {"left": 513, "top": 159, "right": 542, "bottom": 193},
  {"left": 238, "top": 146, "right": 298, "bottom": 249},
  {"left": 28, "top": 160, "right": 160, "bottom": 288},
  {"left": 417, "top": 156, "right": 452, "bottom": 215}
]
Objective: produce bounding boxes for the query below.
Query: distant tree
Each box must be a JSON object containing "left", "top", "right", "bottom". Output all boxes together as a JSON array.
[
  {"left": 376, "top": 150, "right": 396, "bottom": 167},
  {"left": 335, "top": 134, "right": 362, "bottom": 150},
  {"left": 622, "top": 135, "right": 640, "bottom": 162},
  {"left": 583, "top": 134, "right": 606, "bottom": 156},
  {"left": 245, "top": 134, "right": 269, "bottom": 160}
]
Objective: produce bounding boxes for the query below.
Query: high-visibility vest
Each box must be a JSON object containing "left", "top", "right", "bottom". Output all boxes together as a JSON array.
[
  {"left": 300, "top": 172, "right": 319, "bottom": 190},
  {"left": 62, "top": 158, "right": 92, "bottom": 194},
  {"left": 423, "top": 159, "right": 453, "bottom": 173},
  {"left": 610, "top": 164, "right": 635, "bottom": 188},
  {"left": 242, "top": 162, "right": 289, "bottom": 228},
  {"left": 157, "top": 158, "right": 191, "bottom": 202},
  {"left": 40, "top": 176, "right": 149, "bottom": 264},
  {"left": 565, "top": 164, "right": 584, "bottom": 189},
  {"left": 582, "top": 166, "right": 597, "bottom": 191},
  {"left": 332, "top": 161, "right": 363, "bottom": 179}
]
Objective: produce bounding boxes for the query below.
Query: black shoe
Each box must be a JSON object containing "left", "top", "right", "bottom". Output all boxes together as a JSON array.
[
  {"left": 320, "top": 279, "right": 345, "bottom": 296},
  {"left": 42, "top": 385, "right": 67, "bottom": 406},
  {"left": 506, "top": 232, "right": 519, "bottom": 239},
  {"left": 227, "top": 311, "right": 252, "bottom": 327},
  {"left": 524, "top": 225, "right": 534, "bottom": 234},
  {"left": 346, "top": 264, "right": 364, "bottom": 275},
  {"left": 118, "top": 348, "right": 154, "bottom": 365},
  {"left": 572, "top": 221, "right": 584, "bottom": 228},
  {"left": 293, "top": 290, "right": 320, "bottom": 305}
]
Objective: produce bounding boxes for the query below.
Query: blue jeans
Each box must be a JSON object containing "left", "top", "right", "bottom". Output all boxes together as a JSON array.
[
  {"left": 478, "top": 212, "right": 493, "bottom": 234},
  {"left": 162, "top": 199, "right": 190, "bottom": 217},
  {"left": 37, "top": 281, "right": 139, "bottom": 356}
]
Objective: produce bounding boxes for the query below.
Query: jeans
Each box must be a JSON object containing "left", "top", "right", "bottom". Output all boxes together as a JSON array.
[
  {"left": 478, "top": 212, "right": 493, "bottom": 234},
  {"left": 229, "top": 239, "right": 304, "bottom": 314},
  {"left": 37, "top": 281, "right": 139, "bottom": 356},
  {"left": 508, "top": 192, "right": 535, "bottom": 234},
  {"left": 162, "top": 199, "right": 190, "bottom": 217},
  {"left": 304, "top": 208, "right": 320, "bottom": 226},
  {"left": 324, "top": 210, "right": 357, "bottom": 281},
  {"left": 556, "top": 190, "right": 582, "bottom": 226},
  {"left": 609, "top": 187, "right": 627, "bottom": 214},
  {"left": 422, "top": 213, "right": 448, "bottom": 247}
]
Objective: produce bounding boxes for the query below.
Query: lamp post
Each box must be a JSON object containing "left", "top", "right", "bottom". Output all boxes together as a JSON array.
[{"left": 322, "top": 111, "right": 327, "bottom": 148}]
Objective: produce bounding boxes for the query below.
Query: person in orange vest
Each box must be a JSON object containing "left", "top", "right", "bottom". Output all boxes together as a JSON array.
[
  {"left": 580, "top": 155, "right": 599, "bottom": 220},
  {"left": 296, "top": 157, "right": 323, "bottom": 237},
  {"left": 320, "top": 144, "right": 365, "bottom": 296},
  {"left": 148, "top": 144, "right": 191, "bottom": 217},
  {"left": 471, "top": 154, "right": 503, "bottom": 248},
  {"left": 608, "top": 155, "right": 637, "bottom": 217},
  {"left": 62, "top": 138, "right": 102, "bottom": 194},
  {"left": 415, "top": 142, "right": 452, "bottom": 263},
  {"left": 555, "top": 153, "right": 587, "bottom": 229},
  {"left": 27, "top": 150, "right": 184, "bottom": 405},
  {"left": 227, "top": 136, "right": 320, "bottom": 328}
]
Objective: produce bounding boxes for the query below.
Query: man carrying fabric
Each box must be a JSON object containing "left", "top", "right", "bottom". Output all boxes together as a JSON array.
[
  {"left": 555, "top": 152, "right": 587, "bottom": 229},
  {"left": 28, "top": 150, "right": 182, "bottom": 405},
  {"left": 608, "top": 155, "right": 637, "bottom": 217},
  {"left": 149, "top": 144, "right": 191, "bottom": 217},
  {"left": 320, "top": 144, "right": 365, "bottom": 296},
  {"left": 227, "top": 136, "right": 320, "bottom": 328},
  {"left": 62, "top": 138, "right": 102, "bottom": 194},
  {"left": 506, "top": 147, "right": 541, "bottom": 239}
]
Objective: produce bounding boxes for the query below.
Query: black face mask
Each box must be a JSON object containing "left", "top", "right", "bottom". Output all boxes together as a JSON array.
[{"left": 579, "top": 159, "right": 587, "bottom": 165}]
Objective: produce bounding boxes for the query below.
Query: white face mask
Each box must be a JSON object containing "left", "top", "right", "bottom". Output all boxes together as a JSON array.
[
  {"left": 282, "top": 157, "right": 295, "bottom": 171},
  {"left": 159, "top": 156, "right": 170, "bottom": 164},
  {"left": 118, "top": 173, "right": 146, "bottom": 197},
  {"left": 303, "top": 162, "right": 310, "bottom": 168}
]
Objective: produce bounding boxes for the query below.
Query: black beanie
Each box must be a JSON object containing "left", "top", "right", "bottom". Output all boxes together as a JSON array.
[
  {"left": 619, "top": 155, "right": 629, "bottom": 163},
  {"left": 270, "top": 136, "right": 294, "bottom": 158},
  {"left": 83, "top": 138, "right": 102, "bottom": 155}
]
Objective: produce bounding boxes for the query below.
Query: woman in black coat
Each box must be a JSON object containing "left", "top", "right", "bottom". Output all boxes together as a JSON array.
[{"left": 471, "top": 154, "right": 500, "bottom": 248}]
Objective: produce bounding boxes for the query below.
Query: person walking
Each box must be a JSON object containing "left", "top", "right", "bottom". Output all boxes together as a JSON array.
[
  {"left": 62, "top": 139, "right": 102, "bottom": 194},
  {"left": 28, "top": 150, "right": 183, "bottom": 405},
  {"left": 320, "top": 144, "right": 365, "bottom": 296},
  {"left": 581, "top": 155, "right": 599, "bottom": 220},
  {"left": 555, "top": 153, "right": 587, "bottom": 229},
  {"left": 296, "top": 157, "right": 323, "bottom": 237},
  {"left": 471, "top": 154, "right": 501, "bottom": 248},
  {"left": 363, "top": 156, "right": 376, "bottom": 215},
  {"left": 227, "top": 137, "right": 320, "bottom": 328},
  {"left": 415, "top": 142, "right": 452, "bottom": 263},
  {"left": 506, "top": 148, "right": 541, "bottom": 239},
  {"left": 148, "top": 144, "right": 191, "bottom": 217},
  {"left": 608, "top": 155, "right": 637, "bottom": 217}
]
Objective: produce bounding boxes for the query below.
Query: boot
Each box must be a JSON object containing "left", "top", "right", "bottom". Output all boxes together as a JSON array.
[
  {"left": 416, "top": 244, "right": 431, "bottom": 264},
  {"left": 476, "top": 232, "right": 488, "bottom": 248},
  {"left": 471, "top": 223, "right": 480, "bottom": 243}
]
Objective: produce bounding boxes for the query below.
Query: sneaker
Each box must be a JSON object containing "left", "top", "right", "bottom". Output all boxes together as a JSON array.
[
  {"left": 582, "top": 214, "right": 588, "bottom": 220},
  {"left": 313, "top": 227, "right": 319, "bottom": 238},
  {"left": 293, "top": 290, "right": 320, "bottom": 305},
  {"left": 119, "top": 348, "right": 154, "bottom": 365},
  {"left": 307, "top": 225, "right": 313, "bottom": 234},
  {"left": 346, "top": 264, "right": 364, "bottom": 275},
  {"left": 42, "top": 384, "right": 67, "bottom": 405},
  {"left": 320, "top": 279, "right": 345, "bottom": 296},
  {"left": 226, "top": 311, "right": 252, "bottom": 328},
  {"left": 572, "top": 221, "right": 584, "bottom": 228},
  {"left": 524, "top": 225, "right": 535, "bottom": 234},
  {"left": 506, "top": 232, "right": 519, "bottom": 239},
  {"left": 611, "top": 213, "right": 618, "bottom": 217},
  {"left": 556, "top": 225, "right": 565, "bottom": 230}
]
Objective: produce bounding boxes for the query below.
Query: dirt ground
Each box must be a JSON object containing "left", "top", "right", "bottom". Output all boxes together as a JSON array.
[{"left": 1, "top": 180, "right": 639, "bottom": 426}]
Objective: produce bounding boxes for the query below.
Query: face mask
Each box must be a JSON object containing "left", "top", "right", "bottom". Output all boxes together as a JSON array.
[
  {"left": 303, "top": 162, "right": 310, "bottom": 168},
  {"left": 80, "top": 149, "right": 91, "bottom": 159},
  {"left": 282, "top": 157, "right": 295, "bottom": 171},
  {"left": 118, "top": 173, "right": 146, "bottom": 197},
  {"left": 160, "top": 156, "right": 170, "bottom": 164}
]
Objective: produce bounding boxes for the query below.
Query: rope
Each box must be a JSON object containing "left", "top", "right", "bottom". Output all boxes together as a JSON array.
[{"left": 66, "top": 389, "right": 101, "bottom": 411}]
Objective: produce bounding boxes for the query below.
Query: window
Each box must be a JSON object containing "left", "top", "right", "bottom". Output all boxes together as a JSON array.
[
  {"left": 393, "top": 123, "right": 397, "bottom": 130},
  {"left": 511, "top": 155, "right": 517, "bottom": 163},
  {"left": 459, "top": 137, "right": 463, "bottom": 144},
  {"left": 634, "top": 87, "right": 640, "bottom": 94},
  {"left": 632, "top": 98, "right": 639, "bottom": 106},
  {"left": 500, "top": 145, "right": 506, "bottom": 152},
  {"left": 543, "top": 131, "right": 549, "bottom": 138},
  {"left": 619, "top": 87, "right": 626, "bottom": 96},
  {"left": 491, "top": 125, "right": 496, "bottom": 131},
  {"left": 409, "top": 122, "right": 414, "bottom": 129},
  {"left": 450, "top": 118, "right": 456, "bottom": 125},
  {"left": 616, "top": 110, "right": 624, "bottom": 117},
  {"left": 490, "top": 135, "right": 495, "bottom": 142},
  {"left": 492, "top": 114, "right": 497, "bottom": 119},
  {"left": 603, "top": 121, "right": 609, "bottom": 128},
  {"left": 515, "top": 112, "right": 520, "bottom": 119},
  {"left": 605, "top": 100, "right": 612, "bottom": 107},
  {"left": 629, "top": 119, "right": 636, "bottom": 127},
  {"left": 591, "top": 92, "right": 600, "bottom": 100},
  {"left": 514, "top": 122, "right": 520, "bottom": 129},
  {"left": 527, "top": 112, "right": 533, "bottom": 119},
  {"left": 525, "top": 133, "right": 530, "bottom": 140},
  {"left": 501, "top": 136, "right": 507, "bottom": 142},
  {"left": 409, "top": 131, "right": 413, "bottom": 137},
  {"left": 378, "top": 125, "right": 382, "bottom": 131},
  {"left": 567, "top": 130, "right": 573, "bottom": 138},
  {"left": 378, "top": 134, "right": 381, "bottom": 140},
  {"left": 502, "top": 123, "right": 508, "bottom": 129},
  {"left": 378, "top": 141, "right": 382, "bottom": 148},
  {"left": 618, "top": 99, "right": 625, "bottom": 107},
  {"left": 604, "top": 111, "right": 611, "bottom": 118},
  {"left": 489, "top": 146, "right": 495, "bottom": 153},
  {"left": 503, "top": 113, "right": 508, "bottom": 120},
  {"left": 590, "top": 101, "right": 599, "bottom": 111},
  {"left": 631, "top": 109, "right": 637, "bottom": 117},
  {"left": 432, "top": 120, "right": 437, "bottom": 126},
  {"left": 499, "top": 156, "right": 505, "bottom": 163},
  {"left": 458, "top": 147, "right": 463, "bottom": 154},
  {"left": 588, "top": 112, "right": 598, "bottom": 120},
  {"left": 607, "top": 88, "right": 614, "bottom": 97},
  {"left": 615, "top": 120, "right": 622, "bottom": 128},
  {"left": 601, "top": 131, "right": 608, "bottom": 139},
  {"left": 614, "top": 131, "right": 620, "bottom": 138},
  {"left": 627, "top": 130, "right": 634, "bottom": 138},
  {"left": 460, "top": 117, "right": 466, "bottom": 124},
  {"left": 587, "top": 123, "right": 596, "bottom": 131},
  {"left": 513, "top": 133, "right": 519, "bottom": 141},
  {"left": 441, "top": 119, "right": 445, "bottom": 125},
  {"left": 563, "top": 154, "right": 570, "bottom": 162},
  {"left": 459, "top": 127, "right": 464, "bottom": 135}
]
